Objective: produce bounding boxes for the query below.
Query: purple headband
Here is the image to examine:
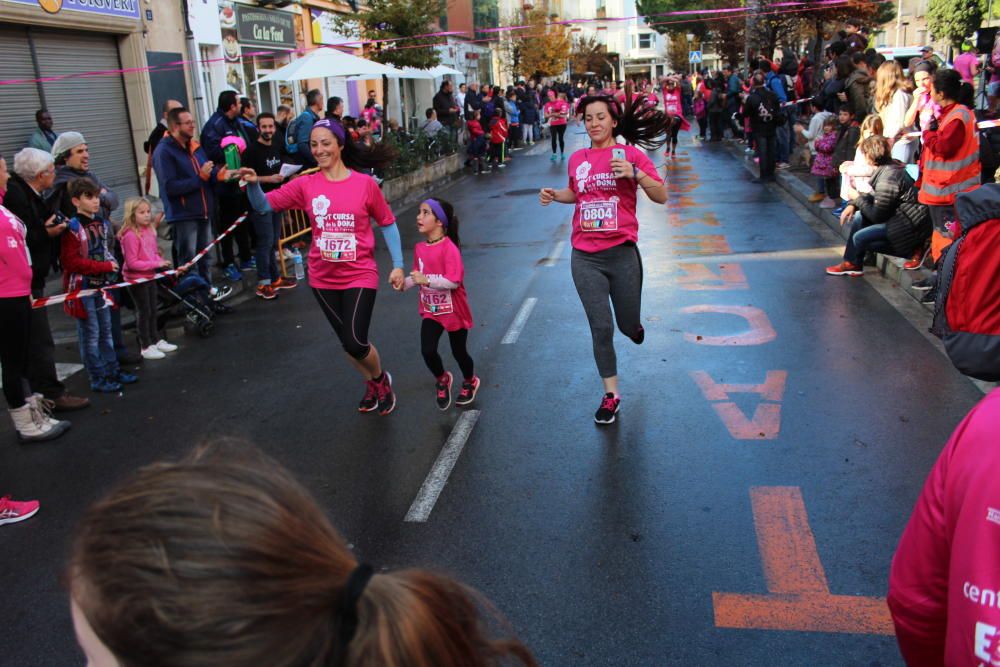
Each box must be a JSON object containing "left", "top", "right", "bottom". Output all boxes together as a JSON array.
[
  {"left": 423, "top": 199, "right": 449, "bottom": 228},
  {"left": 312, "top": 118, "right": 346, "bottom": 145}
]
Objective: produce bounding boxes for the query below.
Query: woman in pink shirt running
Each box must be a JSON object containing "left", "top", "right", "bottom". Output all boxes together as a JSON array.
[
  {"left": 538, "top": 87, "right": 669, "bottom": 424},
  {"left": 242, "top": 119, "right": 405, "bottom": 416},
  {"left": 397, "top": 198, "right": 479, "bottom": 410}
]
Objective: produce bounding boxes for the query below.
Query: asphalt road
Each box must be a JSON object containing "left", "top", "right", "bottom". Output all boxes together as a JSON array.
[{"left": 0, "top": 131, "right": 985, "bottom": 666}]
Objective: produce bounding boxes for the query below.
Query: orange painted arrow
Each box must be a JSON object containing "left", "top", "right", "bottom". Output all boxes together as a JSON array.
[{"left": 713, "top": 487, "right": 895, "bottom": 635}]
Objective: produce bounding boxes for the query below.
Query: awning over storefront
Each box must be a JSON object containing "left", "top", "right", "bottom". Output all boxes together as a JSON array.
[{"left": 253, "top": 47, "right": 405, "bottom": 82}]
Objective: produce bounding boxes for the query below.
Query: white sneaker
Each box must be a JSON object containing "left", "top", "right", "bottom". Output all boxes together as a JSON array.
[
  {"left": 142, "top": 346, "right": 166, "bottom": 360},
  {"left": 156, "top": 339, "right": 178, "bottom": 352}
]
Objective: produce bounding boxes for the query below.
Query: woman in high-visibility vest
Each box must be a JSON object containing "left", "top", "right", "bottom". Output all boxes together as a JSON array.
[{"left": 917, "top": 69, "right": 980, "bottom": 264}]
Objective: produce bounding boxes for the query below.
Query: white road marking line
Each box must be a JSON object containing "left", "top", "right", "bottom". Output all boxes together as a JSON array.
[
  {"left": 542, "top": 240, "right": 565, "bottom": 266},
  {"left": 501, "top": 297, "right": 538, "bottom": 345},
  {"left": 405, "top": 410, "right": 481, "bottom": 523}
]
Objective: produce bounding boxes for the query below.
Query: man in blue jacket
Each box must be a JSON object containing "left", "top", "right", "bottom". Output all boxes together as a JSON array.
[
  {"left": 153, "top": 107, "right": 228, "bottom": 282},
  {"left": 200, "top": 90, "right": 253, "bottom": 281},
  {"left": 764, "top": 65, "right": 791, "bottom": 168},
  {"left": 291, "top": 89, "right": 323, "bottom": 169}
]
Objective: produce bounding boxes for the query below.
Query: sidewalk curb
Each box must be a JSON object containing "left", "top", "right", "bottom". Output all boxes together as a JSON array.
[{"left": 723, "top": 143, "right": 934, "bottom": 309}]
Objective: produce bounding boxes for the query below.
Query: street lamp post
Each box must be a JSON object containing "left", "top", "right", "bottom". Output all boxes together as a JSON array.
[{"left": 686, "top": 33, "right": 695, "bottom": 75}]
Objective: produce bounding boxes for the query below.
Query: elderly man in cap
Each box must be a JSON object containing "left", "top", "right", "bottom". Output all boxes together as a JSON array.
[{"left": 49, "top": 132, "right": 142, "bottom": 365}]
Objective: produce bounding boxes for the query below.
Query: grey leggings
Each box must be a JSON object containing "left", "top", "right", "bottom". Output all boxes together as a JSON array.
[{"left": 571, "top": 243, "right": 644, "bottom": 378}]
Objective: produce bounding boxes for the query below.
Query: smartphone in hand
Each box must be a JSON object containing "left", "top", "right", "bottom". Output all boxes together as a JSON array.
[{"left": 612, "top": 147, "right": 626, "bottom": 161}]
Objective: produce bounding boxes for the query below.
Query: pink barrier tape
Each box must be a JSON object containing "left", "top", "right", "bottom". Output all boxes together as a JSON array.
[
  {"left": 0, "top": 0, "right": 875, "bottom": 86},
  {"left": 31, "top": 214, "right": 248, "bottom": 309}
]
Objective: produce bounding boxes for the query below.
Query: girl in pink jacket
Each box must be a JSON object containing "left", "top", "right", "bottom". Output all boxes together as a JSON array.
[
  {"left": 119, "top": 198, "right": 177, "bottom": 360},
  {"left": 889, "top": 388, "right": 1000, "bottom": 666}
]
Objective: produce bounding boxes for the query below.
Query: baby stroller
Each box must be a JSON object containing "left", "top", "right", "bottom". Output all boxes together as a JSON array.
[{"left": 156, "top": 273, "right": 223, "bottom": 338}]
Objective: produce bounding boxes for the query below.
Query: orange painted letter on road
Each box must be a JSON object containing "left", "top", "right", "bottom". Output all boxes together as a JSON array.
[
  {"left": 671, "top": 235, "right": 732, "bottom": 257},
  {"left": 677, "top": 263, "right": 748, "bottom": 290},
  {"left": 712, "top": 486, "right": 894, "bottom": 635},
  {"left": 681, "top": 305, "right": 776, "bottom": 346},
  {"left": 690, "top": 370, "right": 786, "bottom": 439}
]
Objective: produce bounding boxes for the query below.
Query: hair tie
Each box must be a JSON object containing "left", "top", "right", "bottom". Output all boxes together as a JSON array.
[
  {"left": 312, "top": 118, "right": 347, "bottom": 146},
  {"left": 337, "top": 563, "right": 374, "bottom": 649},
  {"left": 423, "top": 198, "right": 449, "bottom": 229}
]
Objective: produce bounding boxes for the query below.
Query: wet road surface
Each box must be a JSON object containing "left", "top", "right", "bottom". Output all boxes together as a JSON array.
[{"left": 0, "top": 132, "right": 984, "bottom": 666}]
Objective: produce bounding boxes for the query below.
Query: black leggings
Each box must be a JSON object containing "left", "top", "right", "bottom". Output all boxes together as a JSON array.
[
  {"left": 550, "top": 124, "right": 566, "bottom": 154},
  {"left": 421, "top": 319, "right": 474, "bottom": 380},
  {"left": 669, "top": 116, "right": 682, "bottom": 147},
  {"left": 0, "top": 296, "right": 31, "bottom": 408},
  {"left": 312, "top": 287, "right": 377, "bottom": 360}
]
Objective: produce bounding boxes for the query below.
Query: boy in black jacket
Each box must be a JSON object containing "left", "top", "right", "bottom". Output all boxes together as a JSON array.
[{"left": 831, "top": 105, "right": 860, "bottom": 215}]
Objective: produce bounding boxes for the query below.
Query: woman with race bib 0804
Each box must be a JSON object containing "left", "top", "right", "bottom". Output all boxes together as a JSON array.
[
  {"left": 539, "top": 89, "right": 669, "bottom": 425},
  {"left": 242, "top": 119, "right": 404, "bottom": 415}
]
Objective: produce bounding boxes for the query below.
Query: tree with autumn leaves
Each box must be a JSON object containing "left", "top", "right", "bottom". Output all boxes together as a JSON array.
[
  {"left": 333, "top": 0, "right": 446, "bottom": 69},
  {"left": 636, "top": 0, "right": 895, "bottom": 67},
  {"left": 502, "top": 9, "right": 572, "bottom": 80}
]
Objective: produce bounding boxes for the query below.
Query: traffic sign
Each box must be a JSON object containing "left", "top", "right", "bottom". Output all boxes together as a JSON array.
[{"left": 689, "top": 50, "right": 702, "bottom": 63}]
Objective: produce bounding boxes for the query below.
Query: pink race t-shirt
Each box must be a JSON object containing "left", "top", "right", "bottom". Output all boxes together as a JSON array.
[
  {"left": 265, "top": 170, "right": 395, "bottom": 290},
  {"left": 0, "top": 204, "right": 32, "bottom": 298},
  {"left": 662, "top": 89, "right": 683, "bottom": 116},
  {"left": 545, "top": 100, "right": 570, "bottom": 126},
  {"left": 567, "top": 145, "right": 662, "bottom": 254},
  {"left": 413, "top": 237, "right": 473, "bottom": 332}
]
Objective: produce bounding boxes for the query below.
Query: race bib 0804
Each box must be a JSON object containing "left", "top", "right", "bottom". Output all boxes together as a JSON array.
[
  {"left": 579, "top": 200, "right": 618, "bottom": 232},
  {"left": 317, "top": 232, "right": 357, "bottom": 262},
  {"left": 420, "top": 287, "right": 454, "bottom": 315}
]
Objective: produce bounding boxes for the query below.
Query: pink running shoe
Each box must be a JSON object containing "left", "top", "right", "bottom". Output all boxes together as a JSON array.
[
  {"left": 455, "top": 376, "right": 481, "bottom": 407},
  {"left": 376, "top": 372, "right": 396, "bottom": 416},
  {"left": 594, "top": 393, "right": 620, "bottom": 424},
  {"left": 0, "top": 496, "right": 40, "bottom": 526},
  {"left": 359, "top": 380, "right": 379, "bottom": 413},
  {"left": 435, "top": 371, "right": 453, "bottom": 411}
]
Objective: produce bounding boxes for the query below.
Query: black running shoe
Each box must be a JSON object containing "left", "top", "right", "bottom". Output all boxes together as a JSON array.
[
  {"left": 435, "top": 372, "right": 453, "bottom": 411},
  {"left": 911, "top": 276, "right": 935, "bottom": 292},
  {"left": 594, "top": 393, "right": 620, "bottom": 424},
  {"left": 376, "top": 372, "right": 396, "bottom": 415},
  {"left": 920, "top": 289, "right": 937, "bottom": 305},
  {"left": 359, "top": 379, "right": 378, "bottom": 413},
  {"left": 630, "top": 325, "right": 645, "bottom": 345},
  {"left": 455, "top": 376, "right": 480, "bottom": 407}
]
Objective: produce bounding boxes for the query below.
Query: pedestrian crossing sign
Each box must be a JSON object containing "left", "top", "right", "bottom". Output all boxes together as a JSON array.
[{"left": 689, "top": 51, "right": 702, "bottom": 63}]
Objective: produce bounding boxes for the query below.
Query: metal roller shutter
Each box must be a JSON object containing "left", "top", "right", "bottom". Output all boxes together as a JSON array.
[
  {"left": 33, "top": 28, "right": 140, "bottom": 215},
  {"left": 0, "top": 25, "right": 43, "bottom": 160}
]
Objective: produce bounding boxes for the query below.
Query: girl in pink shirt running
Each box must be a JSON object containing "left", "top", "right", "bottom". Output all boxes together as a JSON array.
[
  {"left": 242, "top": 119, "right": 405, "bottom": 416},
  {"left": 396, "top": 198, "right": 479, "bottom": 410},
  {"left": 539, "top": 86, "right": 669, "bottom": 425}
]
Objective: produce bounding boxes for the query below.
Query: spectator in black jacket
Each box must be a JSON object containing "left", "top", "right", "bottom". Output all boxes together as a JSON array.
[
  {"left": 746, "top": 72, "right": 780, "bottom": 183},
  {"left": 463, "top": 82, "right": 481, "bottom": 120},
  {"left": 5, "top": 148, "right": 90, "bottom": 411},
  {"left": 826, "top": 135, "right": 931, "bottom": 276},
  {"left": 200, "top": 90, "right": 253, "bottom": 280},
  {"left": 433, "top": 80, "right": 461, "bottom": 140}
]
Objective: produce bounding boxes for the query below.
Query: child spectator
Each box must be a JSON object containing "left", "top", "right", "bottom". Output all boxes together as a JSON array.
[
  {"left": 488, "top": 108, "right": 508, "bottom": 170},
  {"left": 505, "top": 92, "right": 521, "bottom": 150},
  {"left": 830, "top": 105, "right": 861, "bottom": 216},
  {"left": 838, "top": 114, "right": 884, "bottom": 207},
  {"left": 398, "top": 198, "right": 480, "bottom": 409},
  {"left": 466, "top": 108, "right": 488, "bottom": 174},
  {"left": 811, "top": 117, "right": 839, "bottom": 207},
  {"left": 60, "top": 177, "right": 138, "bottom": 393},
  {"left": 119, "top": 197, "right": 178, "bottom": 361},
  {"left": 795, "top": 99, "right": 834, "bottom": 177}
]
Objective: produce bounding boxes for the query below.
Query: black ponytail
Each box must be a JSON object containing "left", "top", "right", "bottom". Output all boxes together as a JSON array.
[
  {"left": 341, "top": 138, "right": 397, "bottom": 171},
  {"left": 577, "top": 82, "right": 670, "bottom": 151},
  {"left": 435, "top": 197, "right": 461, "bottom": 249}
]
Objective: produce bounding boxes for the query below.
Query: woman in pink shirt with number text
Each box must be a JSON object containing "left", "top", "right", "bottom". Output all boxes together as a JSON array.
[
  {"left": 538, "top": 86, "right": 669, "bottom": 425},
  {"left": 242, "top": 119, "right": 405, "bottom": 416}
]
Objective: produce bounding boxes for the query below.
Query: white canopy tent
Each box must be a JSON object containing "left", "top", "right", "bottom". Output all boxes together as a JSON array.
[{"left": 252, "top": 47, "right": 404, "bottom": 83}]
